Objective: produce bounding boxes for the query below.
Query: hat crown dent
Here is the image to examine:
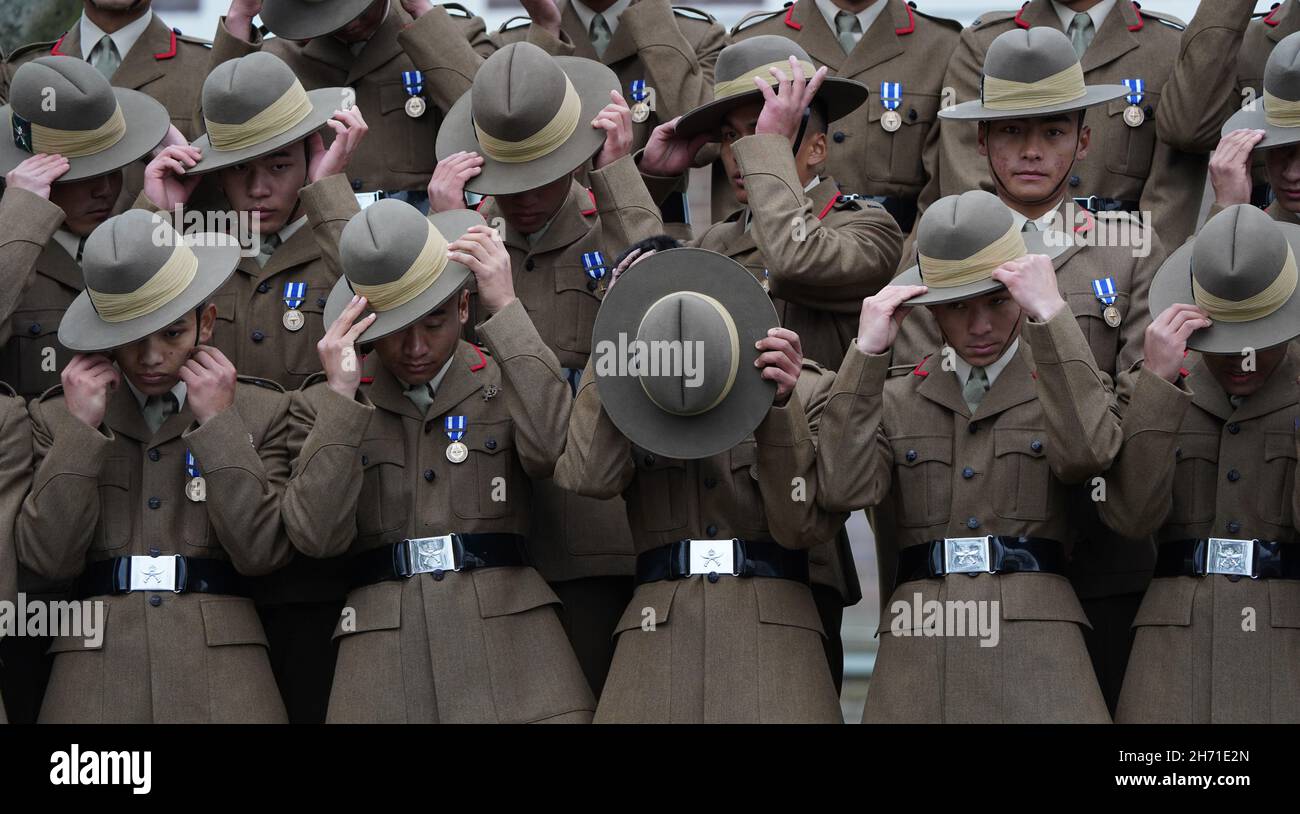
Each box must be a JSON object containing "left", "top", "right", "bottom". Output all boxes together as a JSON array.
[
  {"left": 1265, "top": 32, "right": 1300, "bottom": 102},
  {"left": 1192, "top": 205, "right": 1290, "bottom": 303},
  {"left": 339, "top": 199, "right": 434, "bottom": 287},
  {"left": 635, "top": 292, "right": 734, "bottom": 415},
  {"left": 202, "top": 52, "right": 300, "bottom": 126},
  {"left": 983, "top": 27, "right": 1079, "bottom": 84},
  {"left": 715, "top": 35, "right": 812, "bottom": 83},
  {"left": 83, "top": 210, "right": 184, "bottom": 297},
  {"left": 11, "top": 56, "right": 118, "bottom": 131},
  {"left": 471, "top": 42, "right": 568, "bottom": 142},
  {"left": 916, "top": 190, "right": 1014, "bottom": 262}
]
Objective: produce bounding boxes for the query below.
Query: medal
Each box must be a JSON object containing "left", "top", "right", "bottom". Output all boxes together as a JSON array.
[
  {"left": 1104, "top": 305, "right": 1122, "bottom": 328},
  {"left": 760, "top": 268, "right": 770, "bottom": 292},
  {"left": 445, "top": 415, "right": 468, "bottom": 464},
  {"left": 282, "top": 281, "right": 306, "bottom": 332},
  {"left": 629, "top": 79, "right": 651, "bottom": 123},
  {"left": 880, "top": 81, "right": 902, "bottom": 132},
  {"left": 1092, "top": 277, "right": 1122, "bottom": 328},
  {"left": 1121, "top": 78, "right": 1145, "bottom": 128},
  {"left": 402, "top": 70, "right": 426, "bottom": 118},
  {"left": 581, "top": 251, "right": 607, "bottom": 281},
  {"left": 185, "top": 451, "right": 206, "bottom": 503}
]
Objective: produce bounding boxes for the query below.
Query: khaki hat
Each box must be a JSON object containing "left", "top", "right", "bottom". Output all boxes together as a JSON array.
[
  {"left": 322, "top": 199, "right": 484, "bottom": 343},
  {"left": 941, "top": 27, "right": 1127, "bottom": 121},
  {"left": 436, "top": 42, "right": 620, "bottom": 195},
  {"left": 674, "top": 35, "right": 869, "bottom": 140},
  {"left": 894, "top": 190, "right": 1065, "bottom": 306},
  {"left": 260, "top": 0, "right": 376, "bottom": 42},
  {"left": 59, "top": 210, "right": 242, "bottom": 352},
  {"left": 591, "top": 247, "right": 780, "bottom": 460},
  {"left": 1223, "top": 31, "right": 1300, "bottom": 149},
  {"left": 189, "top": 52, "right": 349, "bottom": 174},
  {"left": 0, "top": 56, "right": 169, "bottom": 182},
  {"left": 1149, "top": 204, "right": 1300, "bottom": 353}
]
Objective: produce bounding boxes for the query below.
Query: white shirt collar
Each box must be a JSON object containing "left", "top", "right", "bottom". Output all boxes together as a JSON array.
[
  {"left": 52, "top": 228, "right": 86, "bottom": 262},
  {"left": 400, "top": 353, "right": 455, "bottom": 396},
  {"left": 814, "top": 0, "right": 889, "bottom": 45},
  {"left": 124, "top": 374, "right": 187, "bottom": 413},
  {"left": 951, "top": 337, "right": 1021, "bottom": 390},
  {"left": 1009, "top": 199, "right": 1065, "bottom": 233},
  {"left": 79, "top": 10, "right": 154, "bottom": 61},
  {"left": 572, "top": 0, "right": 634, "bottom": 38},
  {"left": 1052, "top": 0, "right": 1117, "bottom": 35},
  {"left": 277, "top": 215, "right": 308, "bottom": 244}
]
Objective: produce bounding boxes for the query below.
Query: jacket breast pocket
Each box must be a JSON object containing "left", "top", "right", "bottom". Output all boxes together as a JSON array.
[
  {"left": 889, "top": 435, "right": 952, "bottom": 528},
  {"left": 633, "top": 450, "right": 688, "bottom": 533},
  {"left": 283, "top": 288, "right": 331, "bottom": 377},
  {"left": 992, "top": 428, "right": 1050, "bottom": 522},
  {"left": 200, "top": 597, "right": 270, "bottom": 648},
  {"left": 95, "top": 459, "right": 132, "bottom": 552},
  {"left": 727, "top": 441, "right": 766, "bottom": 535},
  {"left": 1065, "top": 291, "right": 1125, "bottom": 374},
  {"left": 357, "top": 438, "right": 407, "bottom": 538},
  {"left": 552, "top": 269, "right": 602, "bottom": 356},
  {"left": 378, "top": 81, "right": 441, "bottom": 176},
  {"left": 208, "top": 292, "right": 240, "bottom": 359},
  {"left": 1257, "top": 431, "right": 1297, "bottom": 527},
  {"left": 452, "top": 419, "right": 515, "bottom": 520},
  {"left": 1103, "top": 91, "right": 1159, "bottom": 180},
  {"left": 1170, "top": 432, "right": 1220, "bottom": 526},
  {"left": 861, "top": 92, "right": 940, "bottom": 187},
  {"left": 7, "top": 310, "right": 68, "bottom": 399}
]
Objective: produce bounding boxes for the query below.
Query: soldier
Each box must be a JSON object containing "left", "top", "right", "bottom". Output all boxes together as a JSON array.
[
  {"left": 1098, "top": 204, "right": 1300, "bottom": 723},
  {"left": 555, "top": 246, "right": 846, "bottom": 723},
  {"left": 1, "top": 0, "right": 213, "bottom": 210},
  {"left": 215, "top": 0, "right": 493, "bottom": 209},
  {"left": 15, "top": 209, "right": 293, "bottom": 723},
  {"left": 925, "top": 0, "right": 1204, "bottom": 249},
  {"left": 726, "top": 0, "right": 961, "bottom": 233},
  {"left": 282, "top": 186, "right": 594, "bottom": 722},
  {"left": 0, "top": 387, "right": 31, "bottom": 724},
  {"left": 818, "top": 191, "right": 1115, "bottom": 723}
]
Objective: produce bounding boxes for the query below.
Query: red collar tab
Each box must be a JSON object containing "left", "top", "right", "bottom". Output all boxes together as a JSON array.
[
  {"left": 1128, "top": 1, "right": 1144, "bottom": 31},
  {"left": 50, "top": 34, "right": 68, "bottom": 56},
  {"left": 154, "top": 29, "right": 178, "bottom": 60},
  {"left": 1265, "top": 3, "right": 1282, "bottom": 26},
  {"left": 816, "top": 195, "right": 837, "bottom": 220},
  {"left": 913, "top": 355, "right": 931, "bottom": 377},
  {"left": 474, "top": 196, "right": 489, "bottom": 212},
  {"left": 1074, "top": 208, "right": 1095, "bottom": 234},
  {"left": 469, "top": 345, "right": 488, "bottom": 372},
  {"left": 580, "top": 188, "right": 597, "bottom": 216},
  {"left": 896, "top": 2, "right": 915, "bottom": 35},
  {"left": 1014, "top": 3, "right": 1031, "bottom": 29},
  {"left": 784, "top": 5, "right": 802, "bottom": 30}
]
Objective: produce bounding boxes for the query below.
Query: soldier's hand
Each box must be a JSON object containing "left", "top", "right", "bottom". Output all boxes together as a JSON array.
[
  {"left": 640, "top": 116, "right": 711, "bottom": 178},
  {"left": 5, "top": 153, "right": 70, "bottom": 200},
  {"left": 521, "top": 0, "right": 562, "bottom": 37},
  {"left": 857, "top": 285, "right": 926, "bottom": 355},
  {"left": 180, "top": 346, "right": 238, "bottom": 425},
  {"left": 992, "top": 253, "right": 1065, "bottom": 323},
  {"left": 400, "top": 0, "right": 435, "bottom": 18},
  {"left": 318, "top": 295, "right": 377, "bottom": 399},
  {"left": 592, "top": 90, "right": 634, "bottom": 170},
  {"left": 62, "top": 354, "right": 119, "bottom": 430},
  {"left": 756, "top": 327, "right": 803, "bottom": 406},
  {"left": 1210, "top": 129, "right": 1265, "bottom": 209},
  {"left": 1143, "top": 304, "right": 1211, "bottom": 383},
  {"left": 143, "top": 145, "right": 203, "bottom": 211},
  {"left": 307, "top": 107, "right": 369, "bottom": 184},
  {"left": 226, "top": 0, "right": 264, "bottom": 39},
  {"left": 754, "top": 56, "right": 828, "bottom": 145},
  {"left": 607, "top": 246, "right": 656, "bottom": 293},
  {"left": 427, "top": 151, "right": 482, "bottom": 213},
  {"left": 151, "top": 124, "right": 190, "bottom": 157},
  {"left": 449, "top": 225, "right": 516, "bottom": 314}
]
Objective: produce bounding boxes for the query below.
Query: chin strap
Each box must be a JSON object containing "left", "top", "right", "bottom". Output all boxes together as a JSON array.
[{"left": 984, "top": 122, "right": 1080, "bottom": 209}]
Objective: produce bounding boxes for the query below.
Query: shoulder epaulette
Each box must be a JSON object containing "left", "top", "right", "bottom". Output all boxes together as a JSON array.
[
  {"left": 299, "top": 371, "right": 328, "bottom": 390},
  {"left": 37, "top": 383, "right": 65, "bottom": 403},
  {"left": 237, "top": 375, "right": 286, "bottom": 393},
  {"left": 912, "top": 5, "right": 963, "bottom": 33},
  {"left": 8, "top": 38, "right": 60, "bottom": 61},
  {"left": 886, "top": 362, "right": 916, "bottom": 378},
  {"left": 800, "top": 358, "right": 827, "bottom": 374},
  {"left": 970, "top": 9, "right": 1020, "bottom": 30},
  {"left": 173, "top": 29, "right": 214, "bottom": 47},
  {"left": 441, "top": 2, "right": 474, "bottom": 18},
  {"left": 498, "top": 15, "right": 532, "bottom": 33},
  {"left": 1135, "top": 7, "right": 1186, "bottom": 29},
  {"left": 833, "top": 192, "right": 863, "bottom": 212},
  {"left": 733, "top": 7, "right": 785, "bottom": 35},
  {"left": 672, "top": 5, "right": 718, "bottom": 24}
]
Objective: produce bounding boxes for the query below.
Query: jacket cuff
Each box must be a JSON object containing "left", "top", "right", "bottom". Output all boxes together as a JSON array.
[
  {"left": 754, "top": 388, "right": 811, "bottom": 449},
  {"left": 0, "top": 187, "right": 65, "bottom": 246},
  {"left": 1021, "top": 303, "right": 1093, "bottom": 365},
  {"left": 475, "top": 298, "right": 547, "bottom": 361},
  {"left": 1127, "top": 365, "right": 1193, "bottom": 434},
  {"left": 633, "top": 149, "right": 686, "bottom": 206},
  {"left": 839, "top": 344, "right": 891, "bottom": 398},
  {"left": 40, "top": 411, "right": 112, "bottom": 483},
  {"left": 301, "top": 174, "right": 361, "bottom": 230},
  {"left": 308, "top": 385, "right": 375, "bottom": 448},
  {"left": 590, "top": 154, "right": 660, "bottom": 218},
  {"left": 733, "top": 132, "right": 805, "bottom": 196},
  {"left": 182, "top": 406, "right": 263, "bottom": 476}
]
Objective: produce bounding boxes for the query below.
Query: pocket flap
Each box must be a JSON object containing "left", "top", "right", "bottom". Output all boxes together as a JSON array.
[
  {"left": 359, "top": 437, "right": 404, "bottom": 469},
  {"left": 754, "top": 578, "right": 825, "bottom": 636},
  {"left": 1131, "top": 576, "right": 1197, "bottom": 627},
  {"left": 1174, "top": 432, "right": 1219, "bottom": 463},
  {"left": 865, "top": 92, "right": 939, "bottom": 125},
  {"left": 998, "top": 572, "right": 1091, "bottom": 626},
  {"left": 379, "top": 80, "right": 411, "bottom": 115},
  {"left": 729, "top": 440, "right": 756, "bottom": 472},
  {"left": 473, "top": 566, "right": 559, "bottom": 618},
  {"left": 613, "top": 579, "right": 678, "bottom": 635},
  {"left": 470, "top": 419, "right": 514, "bottom": 456},
  {"left": 46, "top": 604, "right": 108, "bottom": 653},
  {"left": 1106, "top": 89, "right": 1160, "bottom": 118},
  {"left": 994, "top": 428, "right": 1047, "bottom": 459},
  {"left": 1264, "top": 430, "right": 1297, "bottom": 463},
  {"left": 553, "top": 267, "right": 602, "bottom": 297},
  {"left": 1269, "top": 582, "right": 1300, "bottom": 628},
  {"left": 200, "top": 597, "right": 269, "bottom": 647},
  {"left": 335, "top": 580, "right": 402, "bottom": 638},
  {"left": 99, "top": 458, "right": 131, "bottom": 489},
  {"left": 890, "top": 435, "right": 951, "bottom": 467},
  {"left": 1065, "top": 290, "right": 1128, "bottom": 321}
]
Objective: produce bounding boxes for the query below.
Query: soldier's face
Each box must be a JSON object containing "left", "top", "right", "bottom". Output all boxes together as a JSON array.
[
  {"left": 49, "top": 171, "right": 123, "bottom": 237},
  {"left": 929, "top": 291, "right": 1023, "bottom": 368},
  {"left": 1263, "top": 143, "right": 1300, "bottom": 213},
  {"left": 112, "top": 305, "right": 217, "bottom": 397},
  {"left": 373, "top": 290, "right": 470, "bottom": 385},
  {"left": 979, "top": 115, "right": 1089, "bottom": 204},
  {"left": 719, "top": 104, "right": 761, "bottom": 204},
  {"left": 494, "top": 173, "right": 574, "bottom": 236},
  {"left": 330, "top": 0, "right": 390, "bottom": 44},
  {"left": 1201, "top": 344, "right": 1289, "bottom": 397},
  {"left": 219, "top": 146, "right": 309, "bottom": 235}
]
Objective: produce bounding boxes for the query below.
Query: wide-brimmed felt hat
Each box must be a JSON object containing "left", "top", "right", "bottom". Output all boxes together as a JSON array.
[
  {"left": 189, "top": 52, "right": 348, "bottom": 174},
  {"left": 0, "top": 56, "right": 169, "bottom": 182},
  {"left": 893, "top": 190, "right": 1066, "bottom": 306},
  {"left": 1223, "top": 31, "right": 1300, "bottom": 150},
  {"left": 674, "top": 35, "right": 869, "bottom": 140},
  {"left": 941, "top": 27, "right": 1127, "bottom": 121},
  {"left": 591, "top": 247, "right": 780, "bottom": 460},
  {"left": 260, "top": 0, "right": 377, "bottom": 42},
  {"left": 322, "top": 200, "right": 484, "bottom": 344},
  {"left": 1149, "top": 204, "right": 1300, "bottom": 353},
  {"left": 436, "top": 42, "right": 620, "bottom": 195},
  {"left": 59, "top": 210, "right": 242, "bottom": 352}
]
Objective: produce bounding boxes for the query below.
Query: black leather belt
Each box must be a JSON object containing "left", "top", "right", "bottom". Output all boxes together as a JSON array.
[
  {"left": 1073, "top": 195, "right": 1140, "bottom": 213},
  {"left": 349, "top": 532, "right": 529, "bottom": 589},
  {"left": 1154, "top": 538, "right": 1300, "bottom": 580},
  {"left": 75, "top": 555, "right": 249, "bottom": 599},
  {"left": 861, "top": 194, "right": 919, "bottom": 233},
  {"left": 895, "top": 536, "right": 1065, "bottom": 587},
  {"left": 635, "top": 538, "right": 810, "bottom": 585}
]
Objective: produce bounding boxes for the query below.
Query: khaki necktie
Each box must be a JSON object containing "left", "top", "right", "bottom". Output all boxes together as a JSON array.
[
  {"left": 1068, "top": 12, "right": 1094, "bottom": 59},
  {"left": 835, "top": 11, "right": 862, "bottom": 55},
  {"left": 404, "top": 382, "right": 435, "bottom": 416},
  {"left": 962, "top": 366, "right": 990, "bottom": 413},
  {"left": 142, "top": 392, "right": 178, "bottom": 434},
  {"left": 90, "top": 35, "right": 121, "bottom": 80},
  {"left": 1021, "top": 219, "right": 1040, "bottom": 233},
  {"left": 589, "top": 13, "right": 612, "bottom": 59},
  {"left": 256, "top": 233, "right": 282, "bottom": 268}
]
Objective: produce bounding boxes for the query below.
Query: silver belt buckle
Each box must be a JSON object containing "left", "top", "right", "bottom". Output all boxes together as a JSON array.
[
  {"left": 687, "top": 539, "right": 738, "bottom": 577},
  {"left": 407, "top": 535, "right": 459, "bottom": 575},
  {"left": 129, "top": 555, "right": 179, "bottom": 592},
  {"left": 944, "top": 536, "right": 993, "bottom": 575},
  {"left": 1206, "top": 537, "right": 1255, "bottom": 578}
]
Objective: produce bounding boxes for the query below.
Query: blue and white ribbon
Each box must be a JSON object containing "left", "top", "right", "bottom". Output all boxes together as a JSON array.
[
  {"left": 629, "top": 79, "right": 648, "bottom": 103},
  {"left": 1122, "top": 78, "right": 1144, "bottom": 106},
  {"left": 283, "top": 281, "right": 306, "bottom": 309},
  {"left": 402, "top": 70, "right": 424, "bottom": 98},
  {"left": 1092, "top": 277, "right": 1118, "bottom": 306},
  {"left": 880, "top": 81, "right": 901, "bottom": 112},
  {"left": 445, "top": 415, "right": 466, "bottom": 443},
  {"left": 581, "top": 251, "right": 606, "bottom": 280},
  {"left": 185, "top": 450, "right": 201, "bottom": 479}
]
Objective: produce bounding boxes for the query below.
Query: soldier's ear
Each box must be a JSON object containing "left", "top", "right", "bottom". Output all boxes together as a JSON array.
[
  {"left": 1076, "top": 123, "right": 1091, "bottom": 162},
  {"left": 197, "top": 303, "right": 218, "bottom": 345},
  {"left": 977, "top": 122, "right": 989, "bottom": 157},
  {"left": 457, "top": 289, "right": 470, "bottom": 326}
]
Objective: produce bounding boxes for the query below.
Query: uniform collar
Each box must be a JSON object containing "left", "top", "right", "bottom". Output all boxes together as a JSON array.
[
  {"left": 571, "top": 0, "right": 634, "bottom": 37},
  {"left": 813, "top": 0, "right": 889, "bottom": 41},
  {"left": 398, "top": 353, "right": 455, "bottom": 397},
  {"left": 124, "top": 374, "right": 187, "bottom": 413},
  {"left": 51, "top": 228, "right": 87, "bottom": 263},
  {"left": 348, "top": 1, "right": 391, "bottom": 56},
  {"left": 951, "top": 337, "right": 1021, "bottom": 389},
  {"left": 79, "top": 9, "right": 154, "bottom": 61},
  {"left": 1009, "top": 199, "right": 1066, "bottom": 233},
  {"left": 1051, "top": 0, "right": 1118, "bottom": 33}
]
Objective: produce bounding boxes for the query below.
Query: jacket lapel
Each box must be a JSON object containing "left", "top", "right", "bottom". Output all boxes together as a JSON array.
[
  {"left": 601, "top": 10, "right": 639, "bottom": 66},
  {"left": 151, "top": 401, "right": 198, "bottom": 449},
  {"left": 1224, "top": 345, "right": 1300, "bottom": 424},
  {"left": 1081, "top": 0, "right": 1141, "bottom": 75},
  {"left": 255, "top": 225, "right": 322, "bottom": 286},
  {"left": 1186, "top": 359, "right": 1235, "bottom": 421},
  {"left": 529, "top": 182, "right": 597, "bottom": 257},
  {"left": 366, "top": 359, "right": 426, "bottom": 422},
  {"left": 1022, "top": 0, "right": 1062, "bottom": 30},
  {"left": 789, "top": 0, "right": 844, "bottom": 73},
  {"left": 109, "top": 15, "right": 171, "bottom": 91},
  {"left": 971, "top": 344, "right": 1038, "bottom": 421},
  {"left": 915, "top": 353, "right": 971, "bottom": 419},
  {"left": 302, "top": 29, "right": 354, "bottom": 77},
  {"left": 840, "top": 0, "right": 907, "bottom": 77},
  {"left": 103, "top": 380, "right": 154, "bottom": 445},
  {"left": 39, "top": 241, "right": 86, "bottom": 292},
  {"left": 560, "top": 0, "right": 601, "bottom": 61},
  {"left": 425, "top": 342, "right": 486, "bottom": 422},
  {"left": 345, "top": 1, "right": 409, "bottom": 86}
]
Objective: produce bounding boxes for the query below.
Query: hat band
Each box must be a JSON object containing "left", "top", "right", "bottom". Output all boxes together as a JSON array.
[
  {"left": 20, "top": 103, "right": 127, "bottom": 158},
  {"left": 473, "top": 74, "right": 581, "bottom": 164},
  {"left": 981, "top": 62, "right": 1087, "bottom": 111},
  {"left": 87, "top": 238, "right": 199, "bottom": 324},
  {"left": 636, "top": 292, "right": 740, "bottom": 417},
  {"left": 713, "top": 59, "right": 818, "bottom": 101},
  {"left": 1192, "top": 244, "right": 1298, "bottom": 323},
  {"left": 918, "top": 222, "right": 1028, "bottom": 289},
  {"left": 1264, "top": 89, "right": 1300, "bottom": 129},
  {"left": 204, "top": 81, "right": 314, "bottom": 153},
  {"left": 351, "top": 223, "right": 450, "bottom": 312}
]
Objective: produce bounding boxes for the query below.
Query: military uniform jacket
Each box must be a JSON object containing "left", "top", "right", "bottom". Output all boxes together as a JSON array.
[
  {"left": 208, "top": 2, "right": 492, "bottom": 196},
  {"left": 0, "top": 387, "right": 32, "bottom": 725},
  {"left": 282, "top": 304, "right": 595, "bottom": 723},
  {"left": 1097, "top": 351, "right": 1300, "bottom": 723},
  {"left": 923, "top": 0, "right": 1205, "bottom": 249},
  {"left": 16, "top": 380, "right": 293, "bottom": 723},
  {"left": 554, "top": 359, "right": 847, "bottom": 722},
  {"left": 818, "top": 309, "right": 1119, "bottom": 722}
]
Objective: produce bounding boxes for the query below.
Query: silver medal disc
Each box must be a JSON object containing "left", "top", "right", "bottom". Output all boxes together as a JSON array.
[
  {"left": 446, "top": 441, "right": 468, "bottom": 464},
  {"left": 1104, "top": 305, "right": 1122, "bottom": 328},
  {"left": 881, "top": 110, "right": 902, "bottom": 132},
  {"left": 1123, "top": 105, "right": 1144, "bottom": 127},
  {"left": 187, "top": 476, "right": 207, "bottom": 503},
  {"left": 405, "top": 96, "right": 427, "bottom": 118},
  {"left": 282, "top": 308, "right": 305, "bottom": 332},
  {"left": 631, "top": 101, "right": 650, "bottom": 123}
]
